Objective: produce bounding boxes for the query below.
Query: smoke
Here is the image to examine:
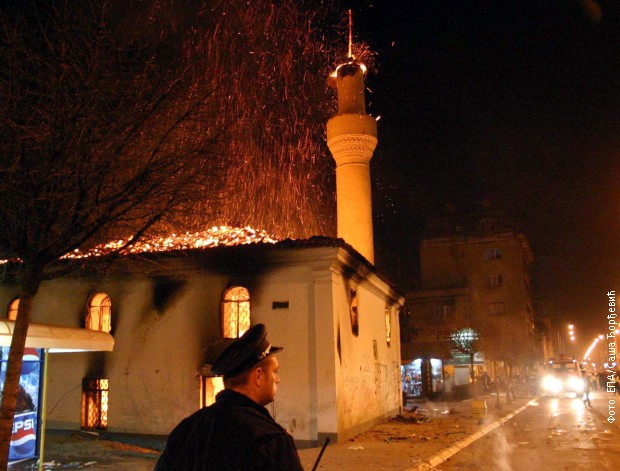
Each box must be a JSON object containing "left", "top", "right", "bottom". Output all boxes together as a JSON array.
[{"left": 492, "top": 428, "right": 516, "bottom": 471}]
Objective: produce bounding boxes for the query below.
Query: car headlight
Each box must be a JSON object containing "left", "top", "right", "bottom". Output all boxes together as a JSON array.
[{"left": 542, "top": 375, "right": 562, "bottom": 394}]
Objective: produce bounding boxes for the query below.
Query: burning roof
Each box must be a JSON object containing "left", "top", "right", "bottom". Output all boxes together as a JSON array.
[
  {"left": 0, "top": 226, "right": 278, "bottom": 265},
  {"left": 64, "top": 226, "right": 278, "bottom": 260}
]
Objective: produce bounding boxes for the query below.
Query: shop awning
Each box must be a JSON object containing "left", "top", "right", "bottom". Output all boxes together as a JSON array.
[{"left": 0, "top": 321, "right": 114, "bottom": 352}]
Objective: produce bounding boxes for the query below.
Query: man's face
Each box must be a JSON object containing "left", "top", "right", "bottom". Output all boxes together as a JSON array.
[{"left": 256, "top": 355, "right": 280, "bottom": 406}]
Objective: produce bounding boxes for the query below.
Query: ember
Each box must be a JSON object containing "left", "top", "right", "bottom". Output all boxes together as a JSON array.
[
  {"left": 0, "top": 227, "right": 277, "bottom": 265},
  {"left": 62, "top": 226, "right": 278, "bottom": 260}
]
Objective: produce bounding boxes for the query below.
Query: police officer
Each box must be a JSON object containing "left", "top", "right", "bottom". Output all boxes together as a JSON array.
[{"left": 154, "top": 324, "right": 303, "bottom": 471}]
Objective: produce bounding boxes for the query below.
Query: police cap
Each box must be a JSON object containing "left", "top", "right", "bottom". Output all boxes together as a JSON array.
[{"left": 211, "top": 324, "right": 283, "bottom": 379}]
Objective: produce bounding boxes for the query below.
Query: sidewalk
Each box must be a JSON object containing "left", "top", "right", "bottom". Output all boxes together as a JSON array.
[
  {"left": 39, "top": 395, "right": 534, "bottom": 470},
  {"left": 298, "top": 395, "right": 533, "bottom": 470}
]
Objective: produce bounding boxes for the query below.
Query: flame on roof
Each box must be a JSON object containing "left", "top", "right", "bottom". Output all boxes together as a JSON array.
[{"left": 1, "top": 226, "right": 278, "bottom": 265}]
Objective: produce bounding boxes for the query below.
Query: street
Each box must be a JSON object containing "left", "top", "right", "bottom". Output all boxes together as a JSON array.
[
  {"left": 39, "top": 393, "right": 620, "bottom": 470},
  {"left": 437, "top": 392, "right": 619, "bottom": 470}
]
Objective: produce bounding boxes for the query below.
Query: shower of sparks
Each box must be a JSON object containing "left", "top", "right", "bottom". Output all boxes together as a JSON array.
[
  {"left": 142, "top": 1, "right": 375, "bottom": 240},
  {"left": 0, "top": 2, "right": 378, "bottom": 268}
]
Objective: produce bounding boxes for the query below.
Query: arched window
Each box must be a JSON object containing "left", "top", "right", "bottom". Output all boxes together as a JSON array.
[
  {"left": 385, "top": 306, "right": 392, "bottom": 346},
  {"left": 86, "top": 293, "right": 112, "bottom": 333},
  {"left": 350, "top": 289, "right": 359, "bottom": 337},
  {"left": 7, "top": 298, "right": 19, "bottom": 321},
  {"left": 221, "top": 287, "right": 250, "bottom": 339}
]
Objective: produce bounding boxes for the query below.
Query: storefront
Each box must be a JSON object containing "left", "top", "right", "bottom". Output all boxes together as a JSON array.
[
  {"left": 401, "top": 358, "right": 444, "bottom": 400},
  {"left": 0, "top": 321, "right": 113, "bottom": 469},
  {"left": 444, "top": 352, "right": 485, "bottom": 384}
]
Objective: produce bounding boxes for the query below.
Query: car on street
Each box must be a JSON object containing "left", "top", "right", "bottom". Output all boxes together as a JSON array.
[{"left": 540, "top": 356, "right": 584, "bottom": 396}]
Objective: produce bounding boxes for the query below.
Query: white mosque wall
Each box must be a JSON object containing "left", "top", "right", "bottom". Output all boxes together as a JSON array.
[
  {"left": 330, "top": 255, "right": 402, "bottom": 441},
  {"left": 0, "top": 244, "right": 403, "bottom": 444}
]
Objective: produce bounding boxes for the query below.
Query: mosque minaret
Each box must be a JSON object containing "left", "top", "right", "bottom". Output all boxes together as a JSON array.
[{"left": 327, "top": 52, "right": 377, "bottom": 264}]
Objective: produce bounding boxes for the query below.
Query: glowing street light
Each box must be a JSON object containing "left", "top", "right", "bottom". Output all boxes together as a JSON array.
[{"left": 583, "top": 336, "right": 601, "bottom": 360}]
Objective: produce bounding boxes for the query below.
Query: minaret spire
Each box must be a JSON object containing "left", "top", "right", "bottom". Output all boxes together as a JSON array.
[
  {"left": 348, "top": 9, "right": 353, "bottom": 60},
  {"left": 327, "top": 11, "right": 377, "bottom": 263}
]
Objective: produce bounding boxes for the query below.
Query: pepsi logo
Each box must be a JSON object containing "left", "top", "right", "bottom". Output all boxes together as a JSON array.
[{"left": 9, "top": 412, "right": 36, "bottom": 460}]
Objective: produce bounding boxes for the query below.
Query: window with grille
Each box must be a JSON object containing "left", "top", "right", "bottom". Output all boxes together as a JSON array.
[
  {"left": 428, "top": 305, "right": 452, "bottom": 324},
  {"left": 81, "top": 378, "right": 108, "bottom": 430},
  {"left": 486, "top": 274, "right": 504, "bottom": 288},
  {"left": 221, "top": 287, "right": 250, "bottom": 339},
  {"left": 7, "top": 298, "right": 19, "bottom": 321},
  {"left": 435, "top": 329, "right": 451, "bottom": 342},
  {"left": 478, "top": 218, "right": 496, "bottom": 232},
  {"left": 484, "top": 248, "right": 501, "bottom": 260},
  {"left": 488, "top": 302, "right": 506, "bottom": 316},
  {"left": 86, "top": 293, "right": 111, "bottom": 333}
]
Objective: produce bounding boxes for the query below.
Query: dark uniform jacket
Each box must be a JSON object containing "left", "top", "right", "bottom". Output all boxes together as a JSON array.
[{"left": 154, "top": 389, "right": 304, "bottom": 470}]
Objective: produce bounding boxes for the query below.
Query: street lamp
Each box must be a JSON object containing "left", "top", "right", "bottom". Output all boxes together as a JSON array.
[
  {"left": 583, "top": 334, "right": 608, "bottom": 370},
  {"left": 583, "top": 336, "right": 600, "bottom": 361}
]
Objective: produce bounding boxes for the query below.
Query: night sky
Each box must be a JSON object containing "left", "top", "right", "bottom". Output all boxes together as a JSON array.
[{"left": 344, "top": 0, "right": 619, "bottom": 353}]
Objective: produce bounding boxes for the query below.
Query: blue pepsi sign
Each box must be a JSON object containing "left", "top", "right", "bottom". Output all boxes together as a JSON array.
[{"left": 0, "top": 347, "right": 43, "bottom": 463}]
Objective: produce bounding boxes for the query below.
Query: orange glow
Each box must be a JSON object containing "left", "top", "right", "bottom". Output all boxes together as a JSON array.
[
  {"left": 222, "top": 286, "right": 251, "bottom": 339},
  {"left": 0, "top": 226, "right": 277, "bottom": 266},
  {"left": 82, "top": 378, "right": 109, "bottom": 430},
  {"left": 7, "top": 299, "right": 18, "bottom": 321},
  {"left": 87, "top": 293, "right": 112, "bottom": 333},
  {"left": 330, "top": 61, "right": 367, "bottom": 79},
  {"left": 64, "top": 226, "right": 277, "bottom": 260}
]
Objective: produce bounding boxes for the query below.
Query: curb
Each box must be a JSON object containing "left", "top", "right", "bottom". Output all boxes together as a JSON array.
[{"left": 407, "top": 398, "right": 538, "bottom": 470}]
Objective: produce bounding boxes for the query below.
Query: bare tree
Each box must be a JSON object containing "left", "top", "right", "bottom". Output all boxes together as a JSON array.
[
  {"left": 451, "top": 327, "right": 480, "bottom": 385},
  {"left": 0, "top": 1, "right": 229, "bottom": 464},
  {"left": 0, "top": 0, "right": 350, "bottom": 463},
  {"left": 477, "top": 313, "right": 540, "bottom": 405}
]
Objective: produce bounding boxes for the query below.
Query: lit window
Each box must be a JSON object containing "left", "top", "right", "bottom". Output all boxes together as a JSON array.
[
  {"left": 200, "top": 375, "right": 224, "bottom": 408},
  {"left": 488, "top": 302, "right": 505, "bottom": 316},
  {"left": 484, "top": 248, "right": 501, "bottom": 260},
  {"left": 221, "top": 287, "right": 250, "bottom": 338},
  {"left": 486, "top": 275, "right": 504, "bottom": 288},
  {"left": 81, "top": 378, "right": 108, "bottom": 430},
  {"left": 385, "top": 306, "right": 392, "bottom": 346},
  {"left": 350, "top": 289, "right": 359, "bottom": 336},
  {"left": 7, "top": 298, "right": 19, "bottom": 321},
  {"left": 86, "top": 293, "right": 111, "bottom": 333}
]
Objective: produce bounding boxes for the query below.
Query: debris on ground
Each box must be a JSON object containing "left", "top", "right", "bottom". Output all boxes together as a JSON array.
[
  {"left": 43, "top": 461, "right": 98, "bottom": 469},
  {"left": 391, "top": 414, "right": 421, "bottom": 424}
]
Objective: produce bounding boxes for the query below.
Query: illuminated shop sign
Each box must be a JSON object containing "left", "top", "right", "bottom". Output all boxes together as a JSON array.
[{"left": 0, "top": 347, "right": 44, "bottom": 463}]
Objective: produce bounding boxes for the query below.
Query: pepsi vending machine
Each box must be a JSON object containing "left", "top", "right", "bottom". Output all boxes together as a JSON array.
[{"left": 0, "top": 347, "right": 44, "bottom": 465}]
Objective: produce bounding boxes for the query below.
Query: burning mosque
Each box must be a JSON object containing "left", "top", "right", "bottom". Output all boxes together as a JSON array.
[{"left": 0, "top": 17, "right": 403, "bottom": 451}]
